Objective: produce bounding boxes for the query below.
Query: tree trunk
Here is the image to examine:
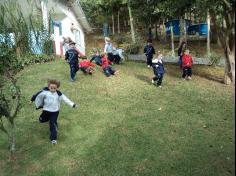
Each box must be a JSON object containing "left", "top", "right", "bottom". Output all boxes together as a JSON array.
[
  {"left": 207, "top": 10, "right": 211, "bottom": 55},
  {"left": 163, "top": 19, "right": 166, "bottom": 42},
  {"left": 112, "top": 13, "right": 115, "bottom": 35},
  {"left": 155, "top": 23, "right": 158, "bottom": 40},
  {"left": 224, "top": 44, "right": 235, "bottom": 84},
  {"left": 128, "top": 4, "right": 135, "bottom": 43},
  {"left": 179, "top": 17, "right": 186, "bottom": 45},
  {"left": 9, "top": 121, "right": 16, "bottom": 159},
  {"left": 148, "top": 27, "right": 152, "bottom": 40},
  {"left": 117, "top": 9, "right": 120, "bottom": 34},
  {"left": 171, "top": 22, "right": 175, "bottom": 57},
  {"left": 210, "top": 9, "right": 235, "bottom": 85}
]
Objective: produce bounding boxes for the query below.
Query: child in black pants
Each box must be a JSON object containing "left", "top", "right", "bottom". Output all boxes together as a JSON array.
[
  {"left": 32, "top": 79, "right": 76, "bottom": 144},
  {"left": 144, "top": 39, "right": 155, "bottom": 68},
  {"left": 152, "top": 51, "right": 165, "bottom": 87}
]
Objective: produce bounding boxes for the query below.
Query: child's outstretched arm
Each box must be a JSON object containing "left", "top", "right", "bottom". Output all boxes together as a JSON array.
[{"left": 61, "top": 94, "right": 76, "bottom": 108}]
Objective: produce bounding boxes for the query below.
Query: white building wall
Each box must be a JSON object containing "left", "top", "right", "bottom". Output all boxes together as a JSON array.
[
  {"left": 61, "top": 17, "right": 85, "bottom": 55},
  {"left": 59, "top": 4, "right": 86, "bottom": 55}
]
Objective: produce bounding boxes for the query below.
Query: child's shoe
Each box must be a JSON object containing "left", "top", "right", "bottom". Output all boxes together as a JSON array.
[
  {"left": 51, "top": 140, "right": 57, "bottom": 145},
  {"left": 187, "top": 76, "right": 192, "bottom": 80},
  {"left": 151, "top": 79, "right": 155, "bottom": 84},
  {"left": 158, "top": 85, "right": 162, "bottom": 88}
]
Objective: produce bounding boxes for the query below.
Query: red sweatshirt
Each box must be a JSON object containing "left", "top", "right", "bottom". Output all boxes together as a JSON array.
[
  {"left": 79, "top": 60, "right": 95, "bottom": 68},
  {"left": 182, "top": 54, "right": 193, "bottom": 68},
  {"left": 101, "top": 56, "right": 112, "bottom": 69}
]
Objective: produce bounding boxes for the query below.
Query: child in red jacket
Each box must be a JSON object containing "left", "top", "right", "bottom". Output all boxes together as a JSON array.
[
  {"left": 101, "top": 53, "right": 118, "bottom": 77},
  {"left": 79, "top": 58, "right": 96, "bottom": 75},
  {"left": 181, "top": 49, "right": 193, "bottom": 80}
]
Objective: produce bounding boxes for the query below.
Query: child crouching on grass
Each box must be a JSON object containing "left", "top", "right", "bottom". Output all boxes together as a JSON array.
[
  {"left": 101, "top": 53, "right": 118, "bottom": 77},
  {"left": 31, "top": 79, "right": 76, "bottom": 145},
  {"left": 181, "top": 49, "right": 193, "bottom": 80},
  {"left": 152, "top": 51, "right": 165, "bottom": 88}
]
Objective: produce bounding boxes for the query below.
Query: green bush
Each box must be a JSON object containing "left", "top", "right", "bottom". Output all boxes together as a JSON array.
[
  {"left": 119, "top": 42, "right": 141, "bottom": 54},
  {"left": 18, "top": 54, "right": 55, "bottom": 69},
  {"left": 87, "top": 48, "right": 103, "bottom": 58},
  {"left": 113, "top": 35, "right": 126, "bottom": 45},
  {"left": 0, "top": 46, "right": 18, "bottom": 74},
  {"left": 1, "top": 45, "right": 56, "bottom": 72},
  {"left": 207, "top": 52, "right": 221, "bottom": 66}
]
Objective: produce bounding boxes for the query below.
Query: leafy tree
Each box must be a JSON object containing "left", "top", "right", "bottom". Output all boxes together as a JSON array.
[
  {"left": 0, "top": 46, "right": 21, "bottom": 159},
  {"left": 193, "top": 0, "right": 235, "bottom": 84},
  {"left": 0, "top": 0, "right": 51, "bottom": 158}
]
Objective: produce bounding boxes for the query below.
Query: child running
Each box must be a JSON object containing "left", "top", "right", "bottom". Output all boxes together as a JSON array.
[
  {"left": 32, "top": 79, "right": 76, "bottom": 144},
  {"left": 152, "top": 51, "right": 165, "bottom": 88}
]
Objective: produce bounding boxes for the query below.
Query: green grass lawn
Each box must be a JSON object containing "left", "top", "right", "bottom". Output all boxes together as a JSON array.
[{"left": 0, "top": 59, "right": 235, "bottom": 176}]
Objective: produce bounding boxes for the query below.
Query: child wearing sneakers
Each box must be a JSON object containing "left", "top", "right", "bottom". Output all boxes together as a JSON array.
[
  {"left": 181, "top": 49, "right": 193, "bottom": 80},
  {"left": 32, "top": 79, "right": 76, "bottom": 144},
  {"left": 152, "top": 51, "right": 165, "bottom": 87}
]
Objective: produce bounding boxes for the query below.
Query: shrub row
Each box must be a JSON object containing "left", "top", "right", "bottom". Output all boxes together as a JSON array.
[{"left": 0, "top": 46, "right": 55, "bottom": 74}]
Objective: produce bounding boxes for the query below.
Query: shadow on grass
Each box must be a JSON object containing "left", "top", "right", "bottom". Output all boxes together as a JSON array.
[
  {"left": 135, "top": 74, "right": 151, "bottom": 84},
  {"left": 193, "top": 65, "right": 224, "bottom": 83},
  {"left": 165, "top": 63, "right": 224, "bottom": 84}
]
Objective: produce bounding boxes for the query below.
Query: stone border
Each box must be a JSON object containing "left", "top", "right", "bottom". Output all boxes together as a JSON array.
[{"left": 127, "top": 54, "right": 225, "bottom": 67}]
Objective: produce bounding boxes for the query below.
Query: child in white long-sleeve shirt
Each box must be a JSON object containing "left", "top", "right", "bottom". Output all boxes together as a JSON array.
[{"left": 32, "top": 79, "right": 76, "bottom": 144}]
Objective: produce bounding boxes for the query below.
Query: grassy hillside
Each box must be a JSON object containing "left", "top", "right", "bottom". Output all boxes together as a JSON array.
[{"left": 0, "top": 59, "right": 234, "bottom": 176}]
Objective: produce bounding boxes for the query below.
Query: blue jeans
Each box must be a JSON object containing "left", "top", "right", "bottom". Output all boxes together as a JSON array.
[
  {"left": 90, "top": 56, "right": 102, "bottom": 66},
  {"left": 107, "top": 53, "right": 114, "bottom": 62},
  {"left": 103, "top": 66, "right": 115, "bottom": 77},
  {"left": 146, "top": 55, "right": 153, "bottom": 66},
  {"left": 70, "top": 63, "right": 78, "bottom": 80},
  {"left": 153, "top": 73, "right": 164, "bottom": 86},
  {"left": 39, "top": 111, "right": 59, "bottom": 141},
  {"left": 113, "top": 55, "right": 121, "bottom": 64},
  {"left": 178, "top": 56, "right": 182, "bottom": 68}
]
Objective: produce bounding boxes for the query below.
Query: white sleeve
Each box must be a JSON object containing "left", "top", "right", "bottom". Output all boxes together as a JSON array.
[
  {"left": 35, "top": 91, "right": 47, "bottom": 108},
  {"left": 61, "top": 94, "right": 75, "bottom": 108},
  {"left": 104, "top": 44, "right": 108, "bottom": 53}
]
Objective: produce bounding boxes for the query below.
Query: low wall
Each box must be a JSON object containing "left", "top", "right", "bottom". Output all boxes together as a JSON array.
[{"left": 127, "top": 54, "right": 225, "bottom": 67}]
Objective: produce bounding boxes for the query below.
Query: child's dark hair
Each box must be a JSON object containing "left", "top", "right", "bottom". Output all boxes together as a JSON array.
[
  {"left": 147, "top": 39, "right": 152, "bottom": 43},
  {"left": 100, "top": 52, "right": 106, "bottom": 57},
  {"left": 48, "top": 79, "right": 60, "bottom": 88},
  {"left": 179, "top": 41, "right": 186, "bottom": 49}
]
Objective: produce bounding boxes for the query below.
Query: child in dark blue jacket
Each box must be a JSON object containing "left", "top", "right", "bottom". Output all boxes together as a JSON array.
[
  {"left": 144, "top": 39, "right": 155, "bottom": 68},
  {"left": 152, "top": 51, "right": 165, "bottom": 87}
]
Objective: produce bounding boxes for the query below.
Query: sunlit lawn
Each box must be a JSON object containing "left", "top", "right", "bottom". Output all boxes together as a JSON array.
[{"left": 0, "top": 59, "right": 234, "bottom": 176}]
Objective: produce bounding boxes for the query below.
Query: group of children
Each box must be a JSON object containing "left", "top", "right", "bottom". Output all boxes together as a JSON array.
[
  {"left": 64, "top": 41, "right": 119, "bottom": 81},
  {"left": 31, "top": 39, "right": 120, "bottom": 145},
  {"left": 32, "top": 38, "right": 193, "bottom": 145},
  {"left": 144, "top": 39, "right": 193, "bottom": 87}
]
